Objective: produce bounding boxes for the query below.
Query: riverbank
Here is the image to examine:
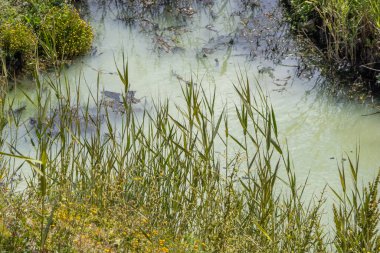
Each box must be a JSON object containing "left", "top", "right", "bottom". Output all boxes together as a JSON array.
[{"left": 282, "top": 0, "right": 380, "bottom": 90}]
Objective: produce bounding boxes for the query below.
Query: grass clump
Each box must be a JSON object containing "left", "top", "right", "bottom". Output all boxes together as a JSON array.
[
  {"left": 283, "top": 0, "right": 380, "bottom": 87},
  {"left": 0, "top": 0, "right": 93, "bottom": 76},
  {"left": 0, "top": 62, "right": 378, "bottom": 251},
  {"left": 333, "top": 155, "right": 380, "bottom": 252}
]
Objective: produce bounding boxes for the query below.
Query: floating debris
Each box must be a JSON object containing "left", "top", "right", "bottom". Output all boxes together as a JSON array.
[
  {"left": 28, "top": 106, "right": 105, "bottom": 136},
  {"left": 140, "top": 18, "right": 159, "bottom": 31},
  {"left": 205, "top": 24, "right": 218, "bottom": 33},
  {"left": 27, "top": 90, "right": 143, "bottom": 136},
  {"left": 153, "top": 32, "right": 185, "bottom": 54},
  {"left": 101, "top": 90, "right": 142, "bottom": 113},
  {"left": 153, "top": 34, "right": 174, "bottom": 53},
  {"left": 171, "top": 71, "right": 196, "bottom": 86},
  {"left": 178, "top": 7, "right": 196, "bottom": 16},
  {"left": 102, "top": 91, "right": 122, "bottom": 103},
  {"left": 201, "top": 47, "right": 215, "bottom": 56},
  {"left": 198, "top": 34, "right": 236, "bottom": 57},
  {"left": 102, "top": 90, "right": 141, "bottom": 104},
  {"left": 258, "top": 66, "right": 275, "bottom": 78}
]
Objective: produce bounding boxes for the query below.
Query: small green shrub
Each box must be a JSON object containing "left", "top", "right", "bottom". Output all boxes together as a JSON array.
[
  {"left": 40, "top": 5, "right": 93, "bottom": 59},
  {"left": 20, "top": 0, "right": 69, "bottom": 30},
  {"left": 0, "top": 0, "right": 94, "bottom": 74},
  {"left": 0, "top": 20, "right": 37, "bottom": 73},
  {"left": 0, "top": 1, "right": 18, "bottom": 24}
]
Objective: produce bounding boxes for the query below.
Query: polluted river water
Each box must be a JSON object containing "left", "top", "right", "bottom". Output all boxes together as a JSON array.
[{"left": 7, "top": 0, "right": 380, "bottom": 201}]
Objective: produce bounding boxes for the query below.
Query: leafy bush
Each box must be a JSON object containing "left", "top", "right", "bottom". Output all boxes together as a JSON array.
[
  {"left": 0, "top": 20, "right": 37, "bottom": 73},
  {"left": 0, "top": 1, "right": 19, "bottom": 23},
  {"left": 0, "top": 0, "right": 94, "bottom": 74},
  {"left": 20, "top": 0, "right": 68, "bottom": 30},
  {"left": 40, "top": 5, "right": 93, "bottom": 59}
]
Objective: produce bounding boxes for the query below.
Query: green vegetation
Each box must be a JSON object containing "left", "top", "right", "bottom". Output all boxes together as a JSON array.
[
  {"left": 0, "top": 63, "right": 378, "bottom": 251},
  {"left": 0, "top": 1, "right": 379, "bottom": 252},
  {"left": 0, "top": 20, "right": 37, "bottom": 73},
  {"left": 40, "top": 5, "right": 93, "bottom": 59},
  {"left": 283, "top": 0, "right": 380, "bottom": 85},
  {"left": 0, "top": 0, "right": 93, "bottom": 76}
]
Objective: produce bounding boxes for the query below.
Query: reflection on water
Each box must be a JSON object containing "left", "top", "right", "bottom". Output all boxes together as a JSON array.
[{"left": 6, "top": 0, "right": 380, "bottom": 196}]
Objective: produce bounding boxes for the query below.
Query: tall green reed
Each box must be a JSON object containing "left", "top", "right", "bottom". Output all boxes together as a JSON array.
[
  {"left": 0, "top": 61, "right": 378, "bottom": 251},
  {"left": 332, "top": 150, "right": 380, "bottom": 252}
]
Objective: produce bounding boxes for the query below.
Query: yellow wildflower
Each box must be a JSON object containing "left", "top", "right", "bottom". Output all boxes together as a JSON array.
[{"left": 161, "top": 247, "right": 169, "bottom": 253}]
